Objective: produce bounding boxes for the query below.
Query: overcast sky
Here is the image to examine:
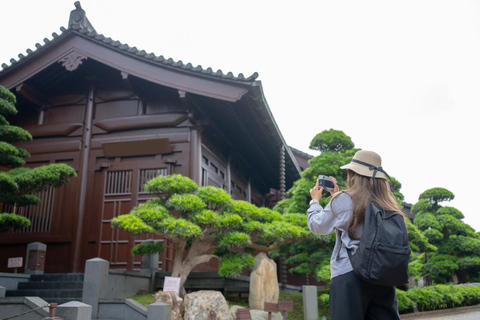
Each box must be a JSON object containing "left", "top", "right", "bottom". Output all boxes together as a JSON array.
[{"left": 1, "top": 0, "right": 479, "bottom": 230}]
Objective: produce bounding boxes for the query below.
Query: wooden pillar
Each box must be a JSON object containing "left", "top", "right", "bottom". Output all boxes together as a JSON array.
[
  {"left": 189, "top": 127, "right": 202, "bottom": 184},
  {"left": 226, "top": 158, "right": 232, "bottom": 195},
  {"left": 279, "top": 145, "right": 287, "bottom": 286},
  {"left": 72, "top": 80, "right": 95, "bottom": 272},
  {"left": 279, "top": 145, "right": 286, "bottom": 200}
]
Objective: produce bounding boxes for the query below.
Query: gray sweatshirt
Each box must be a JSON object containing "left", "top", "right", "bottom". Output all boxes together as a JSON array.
[{"left": 307, "top": 192, "right": 362, "bottom": 279}]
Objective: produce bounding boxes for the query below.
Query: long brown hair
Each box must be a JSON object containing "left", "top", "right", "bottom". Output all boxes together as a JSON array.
[{"left": 333, "top": 170, "right": 402, "bottom": 239}]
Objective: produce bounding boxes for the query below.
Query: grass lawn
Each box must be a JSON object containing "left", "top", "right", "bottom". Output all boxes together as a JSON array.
[{"left": 129, "top": 291, "right": 330, "bottom": 319}]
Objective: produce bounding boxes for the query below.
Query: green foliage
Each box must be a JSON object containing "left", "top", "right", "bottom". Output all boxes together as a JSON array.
[
  {"left": 111, "top": 173, "right": 311, "bottom": 290},
  {"left": 218, "top": 232, "right": 251, "bottom": 248},
  {"left": 408, "top": 254, "right": 426, "bottom": 279},
  {"left": 132, "top": 241, "right": 164, "bottom": 255},
  {"left": 0, "top": 86, "right": 17, "bottom": 116},
  {"left": 144, "top": 174, "right": 197, "bottom": 199},
  {"left": 411, "top": 199, "right": 432, "bottom": 215},
  {"left": 425, "top": 254, "right": 459, "bottom": 283},
  {"left": 437, "top": 214, "right": 470, "bottom": 237},
  {"left": 414, "top": 213, "right": 441, "bottom": 231},
  {"left": 0, "top": 85, "right": 76, "bottom": 233},
  {"left": 439, "top": 235, "right": 480, "bottom": 256},
  {"left": 396, "top": 289, "right": 416, "bottom": 313},
  {"left": 0, "top": 141, "right": 27, "bottom": 167},
  {"left": 318, "top": 293, "right": 330, "bottom": 310},
  {"left": 436, "top": 206, "right": 464, "bottom": 219},
  {"left": 191, "top": 209, "right": 221, "bottom": 226},
  {"left": 419, "top": 187, "right": 454, "bottom": 211},
  {"left": 166, "top": 194, "right": 206, "bottom": 216},
  {"left": 406, "top": 218, "right": 437, "bottom": 253},
  {"left": 218, "top": 253, "right": 255, "bottom": 277},
  {"left": 316, "top": 263, "right": 331, "bottom": 284},
  {"left": 110, "top": 214, "right": 153, "bottom": 234},
  {"left": 406, "top": 285, "right": 480, "bottom": 312},
  {"left": 0, "top": 125, "right": 32, "bottom": 143},
  {"left": 196, "top": 186, "right": 231, "bottom": 210},
  {"left": 309, "top": 129, "right": 354, "bottom": 152},
  {"left": 0, "top": 213, "right": 31, "bottom": 232},
  {"left": 457, "top": 256, "right": 480, "bottom": 281},
  {"left": 423, "top": 228, "right": 444, "bottom": 244}
]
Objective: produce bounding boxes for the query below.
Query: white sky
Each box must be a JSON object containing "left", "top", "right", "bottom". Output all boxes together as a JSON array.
[{"left": 1, "top": 0, "right": 479, "bottom": 230}]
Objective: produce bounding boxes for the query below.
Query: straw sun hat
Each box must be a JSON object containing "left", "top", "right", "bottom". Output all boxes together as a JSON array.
[{"left": 340, "top": 150, "right": 389, "bottom": 180}]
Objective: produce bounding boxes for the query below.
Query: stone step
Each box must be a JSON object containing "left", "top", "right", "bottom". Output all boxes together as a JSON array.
[
  {"left": 29, "top": 273, "right": 84, "bottom": 282},
  {"left": 44, "top": 297, "right": 83, "bottom": 305},
  {"left": 6, "top": 289, "right": 83, "bottom": 298},
  {"left": 18, "top": 281, "right": 84, "bottom": 290}
]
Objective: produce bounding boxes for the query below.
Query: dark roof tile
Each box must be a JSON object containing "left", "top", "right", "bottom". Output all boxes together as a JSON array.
[{"left": 0, "top": 25, "right": 259, "bottom": 83}]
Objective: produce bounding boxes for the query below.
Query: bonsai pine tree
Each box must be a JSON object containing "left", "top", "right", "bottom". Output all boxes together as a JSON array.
[
  {"left": 0, "top": 85, "right": 76, "bottom": 232},
  {"left": 411, "top": 187, "right": 480, "bottom": 283},
  {"left": 111, "top": 174, "right": 309, "bottom": 295}
]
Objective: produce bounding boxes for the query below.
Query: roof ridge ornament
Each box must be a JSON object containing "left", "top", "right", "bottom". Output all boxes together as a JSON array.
[{"left": 69, "top": 1, "right": 97, "bottom": 35}]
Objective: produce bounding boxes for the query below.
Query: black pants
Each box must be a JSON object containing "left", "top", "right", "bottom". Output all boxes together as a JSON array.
[{"left": 329, "top": 271, "right": 400, "bottom": 320}]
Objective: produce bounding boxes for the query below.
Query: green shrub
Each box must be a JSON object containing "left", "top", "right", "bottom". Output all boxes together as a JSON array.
[
  {"left": 406, "top": 284, "right": 480, "bottom": 312},
  {"left": 318, "top": 293, "right": 330, "bottom": 309},
  {"left": 396, "top": 289, "right": 415, "bottom": 313}
]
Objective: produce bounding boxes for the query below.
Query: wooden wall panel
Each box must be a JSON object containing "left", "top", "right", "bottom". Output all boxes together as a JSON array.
[
  {"left": 44, "top": 105, "right": 84, "bottom": 124},
  {"left": 95, "top": 100, "right": 139, "bottom": 121}
]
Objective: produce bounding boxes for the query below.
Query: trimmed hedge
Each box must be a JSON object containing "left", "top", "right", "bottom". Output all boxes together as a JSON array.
[
  {"left": 398, "top": 284, "right": 480, "bottom": 312},
  {"left": 319, "top": 285, "right": 480, "bottom": 314}
]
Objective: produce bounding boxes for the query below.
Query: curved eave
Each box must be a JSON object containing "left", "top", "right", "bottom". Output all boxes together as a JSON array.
[
  {"left": 249, "top": 82, "right": 302, "bottom": 179},
  {"left": 0, "top": 28, "right": 254, "bottom": 103}
]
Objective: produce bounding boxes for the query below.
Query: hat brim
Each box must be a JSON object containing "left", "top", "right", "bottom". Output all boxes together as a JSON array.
[{"left": 340, "top": 163, "right": 386, "bottom": 179}]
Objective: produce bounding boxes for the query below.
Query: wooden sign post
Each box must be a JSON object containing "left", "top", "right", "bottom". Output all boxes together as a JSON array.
[
  {"left": 163, "top": 276, "right": 181, "bottom": 295},
  {"left": 278, "top": 301, "right": 294, "bottom": 320},
  {"left": 236, "top": 308, "right": 252, "bottom": 320},
  {"left": 8, "top": 257, "right": 23, "bottom": 274},
  {"left": 264, "top": 302, "right": 279, "bottom": 320}
]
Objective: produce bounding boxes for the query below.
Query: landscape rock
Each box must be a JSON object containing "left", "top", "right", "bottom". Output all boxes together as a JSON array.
[
  {"left": 249, "top": 252, "right": 279, "bottom": 310},
  {"left": 183, "top": 290, "right": 233, "bottom": 320},
  {"left": 154, "top": 290, "right": 183, "bottom": 320}
]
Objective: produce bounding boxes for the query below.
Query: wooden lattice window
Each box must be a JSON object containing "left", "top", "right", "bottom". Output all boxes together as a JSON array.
[
  {"left": 3, "top": 187, "right": 56, "bottom": 233},
  {"left": 105, "top": 171, "right": 133, "bottom": 195},
  {"left": 138, "top": 168, "right": 167, "bottom": 193}
]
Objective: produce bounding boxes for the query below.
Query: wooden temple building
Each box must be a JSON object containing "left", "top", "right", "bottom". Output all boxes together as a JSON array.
[{"left": 0, "top": 3, "right": 301, "bottom": 274}]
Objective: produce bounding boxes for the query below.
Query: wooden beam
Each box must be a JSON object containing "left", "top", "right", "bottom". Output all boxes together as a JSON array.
[{"left": 15, "top": 83, "right": 52, "bottom": 110}]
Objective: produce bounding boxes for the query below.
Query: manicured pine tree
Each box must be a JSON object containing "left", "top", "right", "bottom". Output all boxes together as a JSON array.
[
  {"left": 111, "top": 174, "right": 310, "bottom": 295},
  {"left": 0, "top": 85, "right": 76, "bottom": 232},
  {"left": 411, "top": 187, "right": 480, "bottom": 283}
]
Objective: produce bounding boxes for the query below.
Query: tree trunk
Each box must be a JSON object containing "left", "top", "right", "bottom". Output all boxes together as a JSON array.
[{"left": 169, "top": 238, "right": 217, "bottom": 296}]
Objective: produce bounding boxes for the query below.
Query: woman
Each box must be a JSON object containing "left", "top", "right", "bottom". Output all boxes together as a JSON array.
[{"left": 308, "top": 150, "right": 401, "bottom": 320}]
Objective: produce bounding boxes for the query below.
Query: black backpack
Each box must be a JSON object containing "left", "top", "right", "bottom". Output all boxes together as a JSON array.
[{"left": 346, "top": 201, "right": 411, "bottom": 286}]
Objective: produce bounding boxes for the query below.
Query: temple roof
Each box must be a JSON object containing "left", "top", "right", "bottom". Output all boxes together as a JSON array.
[
  {"left": 0, "top": 2, "right": 259, "bottom": 83},
  {"left": 0, "top": 2, "right": 301, "bottom": 186}
]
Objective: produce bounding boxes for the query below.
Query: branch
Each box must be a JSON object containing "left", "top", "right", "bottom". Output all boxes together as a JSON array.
[
  {"left": 244, "top": 240, "right": 295, "bottom": 253},
  {"left": 187, "top": 254, "right": 220, "bottom": 267}
]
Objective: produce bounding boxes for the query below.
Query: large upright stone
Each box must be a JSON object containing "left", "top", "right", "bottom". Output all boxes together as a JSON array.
[
  {"left": 82, "top": 258, "right": 109, "bottom": 319},
  {"left": 25, "top": 242, "right": 47, "bottom": 275},
  {"left": 302, "top": 285, "right": 318, "bottom": 320},
  {"left": 249, "top": 252, "right": 279, "bottom": 310},
  {"left": 154, "top": 291, "right": 183, "bottom": 320},
  {"left": 183, "top": 290, "right": 232, "bottom": 320}
]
